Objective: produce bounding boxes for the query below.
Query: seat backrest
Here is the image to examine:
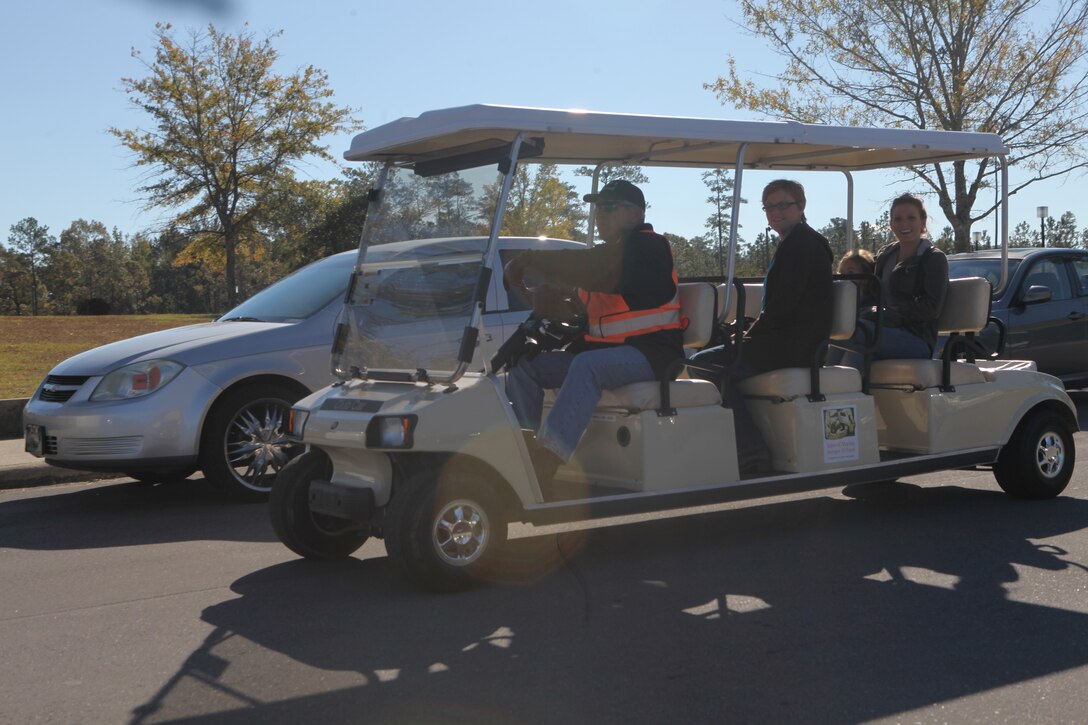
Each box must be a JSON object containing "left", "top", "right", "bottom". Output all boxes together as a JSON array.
[
  {"left": 830, "top": 280, "right": 858, "bottom": 341},
  {"left": 678, "top": 282, "right": 717, "bottom": 349},
  {"left": 937, "top": 276, "right": 991, "bottom": 335}
]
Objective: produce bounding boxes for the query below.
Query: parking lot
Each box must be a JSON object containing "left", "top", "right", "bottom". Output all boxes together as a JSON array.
[{"left": 1, "top": 392, "right": 1086, "bottom": 724}]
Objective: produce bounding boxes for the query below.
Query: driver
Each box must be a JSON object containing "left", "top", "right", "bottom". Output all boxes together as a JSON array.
[{"left": 503, "top": 179, "right": 685, "bottom": 482}]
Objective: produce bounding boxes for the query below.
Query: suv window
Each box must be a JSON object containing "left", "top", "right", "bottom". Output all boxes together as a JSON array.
[
  {"left": 1021, "top": 259, "right": 1072, "bottom": 300},
  {"left": 947, "top": 258, "right": 1022, "bottom": 289},
  {"left": 1071, "top": 257, "right": 1088, "bottom": 297}
]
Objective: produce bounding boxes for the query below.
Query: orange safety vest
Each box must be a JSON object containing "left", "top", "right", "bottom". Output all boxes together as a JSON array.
[{"left": 577, "top": 241, "right": 686, "bottom": 344}]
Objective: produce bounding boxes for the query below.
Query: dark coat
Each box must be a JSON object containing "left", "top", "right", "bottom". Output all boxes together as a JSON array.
[
  {"left": 873, "top": 241, "right": 949, "bottom": 352},
  {"left": 744, "top": 222, "right": 834, "bottom": 372}
]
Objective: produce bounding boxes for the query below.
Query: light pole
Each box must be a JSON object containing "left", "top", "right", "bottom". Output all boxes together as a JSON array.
[
  {"left": 972, "top": 231, "right": 981, "bottom": 251},
  {"left": 1037, "top": 206, "right": 1049, "bottom": 247}
]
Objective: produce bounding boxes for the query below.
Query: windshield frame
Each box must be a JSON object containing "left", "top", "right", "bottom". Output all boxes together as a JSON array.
[{"left": 331, "top": 135, "right": 527, "bottom": 385}]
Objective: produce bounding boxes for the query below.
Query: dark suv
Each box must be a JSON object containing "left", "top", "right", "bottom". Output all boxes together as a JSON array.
[{"left": 947, "top": 247, "right": 1088, "bottom": 388}]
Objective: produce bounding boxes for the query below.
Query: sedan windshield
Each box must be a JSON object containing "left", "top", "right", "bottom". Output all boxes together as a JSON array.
[{"left": 219, "top": 253, "right": 355, "bottom": 322}]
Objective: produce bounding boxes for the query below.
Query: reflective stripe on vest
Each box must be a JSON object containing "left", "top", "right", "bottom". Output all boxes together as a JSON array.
[{"left": 578, "top": 271, "right": 685, "bottom": 343}]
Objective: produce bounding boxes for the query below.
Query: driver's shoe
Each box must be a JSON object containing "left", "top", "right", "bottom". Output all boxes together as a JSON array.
[{"left": 530, "top": 446, "right": 564, "bottom": 484}]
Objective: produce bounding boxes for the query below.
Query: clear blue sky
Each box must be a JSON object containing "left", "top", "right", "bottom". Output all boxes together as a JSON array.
[{"left": 1, "top": 0, "right": 1082, "bottom": 250}]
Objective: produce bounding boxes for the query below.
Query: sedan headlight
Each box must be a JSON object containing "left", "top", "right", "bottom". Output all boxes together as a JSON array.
[{"left": 90, "top": 359, "right": 185, "bottom": 401}]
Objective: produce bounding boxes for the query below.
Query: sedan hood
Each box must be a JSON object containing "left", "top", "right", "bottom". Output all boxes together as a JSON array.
[{"left": 49, "top": 319, "right": 322, "bottom": 376}]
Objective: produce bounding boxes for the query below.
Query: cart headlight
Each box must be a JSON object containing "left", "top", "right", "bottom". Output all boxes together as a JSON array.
[
  {"left": 90, "top": 359, "right": 185, "bottom": 401},
  {"left": 366, "top": 415, "right": 417, "bottom": 449},
  {"left": 288, "top": 407, "right": 309, "bottom": 439}
]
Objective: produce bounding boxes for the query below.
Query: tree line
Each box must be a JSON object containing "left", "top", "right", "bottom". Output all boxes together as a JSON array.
[{"left": 6, "top": 158, "right": 1085, "bottom": 316}]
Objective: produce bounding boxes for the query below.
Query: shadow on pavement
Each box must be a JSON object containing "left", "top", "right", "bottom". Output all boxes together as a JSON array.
[
  {"left": 0, "top": 477, "right": 276, "bottom": 549},
  {"left": 132, "top": 481, "right": 1088, "bottom": 724}
]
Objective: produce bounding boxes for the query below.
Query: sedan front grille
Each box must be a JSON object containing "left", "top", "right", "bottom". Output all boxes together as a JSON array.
[
  {"left": 60, "top": 436, "right": 143, "bottom": 457},
  {"left": 38, "top": 375, "right": 90, "bottom": 403}
]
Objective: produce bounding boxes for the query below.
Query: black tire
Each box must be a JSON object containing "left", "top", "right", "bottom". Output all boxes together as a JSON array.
[
  {"left": 384, "top": 459, "right": 510, "bottom": 592},
  {"left": 200, "top": 383, "right": 305, "bottom": 501},
  {"left": 994, "top": 408, "right": 1076, "bottom": 500},
  {"left": 270, "top": 450, "right": 369, "bottom": 559}
]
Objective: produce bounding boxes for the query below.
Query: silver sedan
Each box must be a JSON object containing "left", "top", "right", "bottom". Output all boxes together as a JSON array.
[{"left": 23, "top": 236, "right": 581, "bottom": 499}]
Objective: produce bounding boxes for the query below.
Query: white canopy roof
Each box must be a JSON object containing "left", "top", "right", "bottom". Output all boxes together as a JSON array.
[{"left": 345, "top": 104, "right": 1007, "bottom": 172}]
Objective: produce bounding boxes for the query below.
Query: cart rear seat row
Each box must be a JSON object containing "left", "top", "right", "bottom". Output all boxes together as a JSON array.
[
  {"left": 559, "top": 276, "right": 994, "bottom": 417},
  {"left": 548, "top": 276, "right": 1001, "bottom": 475},
  {"left": 722, "top": 276, "right": 996, "bottom": 398},
  {"left": 869, "top": 276, "right": 994, "bottom": 391}
]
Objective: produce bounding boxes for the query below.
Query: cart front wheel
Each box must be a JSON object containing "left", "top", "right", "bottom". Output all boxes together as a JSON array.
[
  {"left": 385, "top": 460, "right": 509, "bottom": 592},
  {"left": 270, "top": 450, "right": 369, "bottom": 559}
]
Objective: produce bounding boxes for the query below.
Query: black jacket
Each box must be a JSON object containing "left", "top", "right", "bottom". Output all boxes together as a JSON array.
[
  {"left": 873, "top": 241, "right": 948, "bottom": 352},
  {"left": 744, "top": 222, "right": 834, "bottom": 372}
]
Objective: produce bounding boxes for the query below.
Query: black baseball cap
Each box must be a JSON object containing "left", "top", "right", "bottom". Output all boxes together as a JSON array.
[{"left": 583, "top": 179, "right": 645, "bottom": 209}]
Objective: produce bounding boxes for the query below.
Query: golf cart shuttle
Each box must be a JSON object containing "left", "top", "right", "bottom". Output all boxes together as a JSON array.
[{"left": 270, "top": 105, "right": 1077, "bottom": 592}]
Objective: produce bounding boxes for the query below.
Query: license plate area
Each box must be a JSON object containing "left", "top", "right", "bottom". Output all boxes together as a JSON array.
[{"left": 25, "top": 424, "right": 44, "bottom": 457}]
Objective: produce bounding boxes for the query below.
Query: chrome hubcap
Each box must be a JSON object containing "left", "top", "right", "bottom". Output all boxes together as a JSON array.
[
  {"left": 433, "top": 499, "right": 489, "bottom": 566},
  {"left": 226, "top": 400, "right": 298, "bottom": 491},
  {"left": 1036, "top": 431, "right": 1065, "bottom": 479}
]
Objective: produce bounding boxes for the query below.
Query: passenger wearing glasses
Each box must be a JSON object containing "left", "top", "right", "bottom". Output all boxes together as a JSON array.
[
  {"left": 504, "top": 180, "right": 685, "bottom": 482},
  {"left": 690, "top": 179, "right": 834, "bottom": 472}
]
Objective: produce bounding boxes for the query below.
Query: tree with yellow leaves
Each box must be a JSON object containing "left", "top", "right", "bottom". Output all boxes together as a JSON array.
[{"left": 111, "top": 23, "right": 360, "bottom": 306}]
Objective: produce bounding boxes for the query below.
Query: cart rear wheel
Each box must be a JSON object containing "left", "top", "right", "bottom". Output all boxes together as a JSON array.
[
  {"left": 994, "top": 408, "right": 1075, "bottom": 500},
  {"left": 270, "top": 450, "right": 369, "bottom": 559},
  {"left": 385, "top": 460, "right": 509, "bottom": 592}
]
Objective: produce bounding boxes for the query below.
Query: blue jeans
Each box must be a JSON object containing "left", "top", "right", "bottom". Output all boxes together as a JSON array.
[
  {"left": 832, "top": 320, "right": 932, "bottom": 370},
  {"left": 505, "top": 346, "right": 654, "bottom": 462}
]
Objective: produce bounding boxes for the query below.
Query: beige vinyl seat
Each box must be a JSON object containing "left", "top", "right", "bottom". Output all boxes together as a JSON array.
[
  {"left": 869, "top": 276, "right": 993, "bottom": 391},
  {"left": 547, "top": 282, "right": 723, "bottom": 413},
  {"left": 737, "top": 280, "right": 863, "bottom": 402}
]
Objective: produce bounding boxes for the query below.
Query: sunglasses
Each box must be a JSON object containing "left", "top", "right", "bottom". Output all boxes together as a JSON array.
[{"left": 596, "top": 201, "right": 637, "bottom": 212}]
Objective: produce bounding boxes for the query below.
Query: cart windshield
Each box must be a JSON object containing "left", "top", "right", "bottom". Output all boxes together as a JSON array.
[{"left": 332, "top": 165, "right": 504, "bottom": 381}]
